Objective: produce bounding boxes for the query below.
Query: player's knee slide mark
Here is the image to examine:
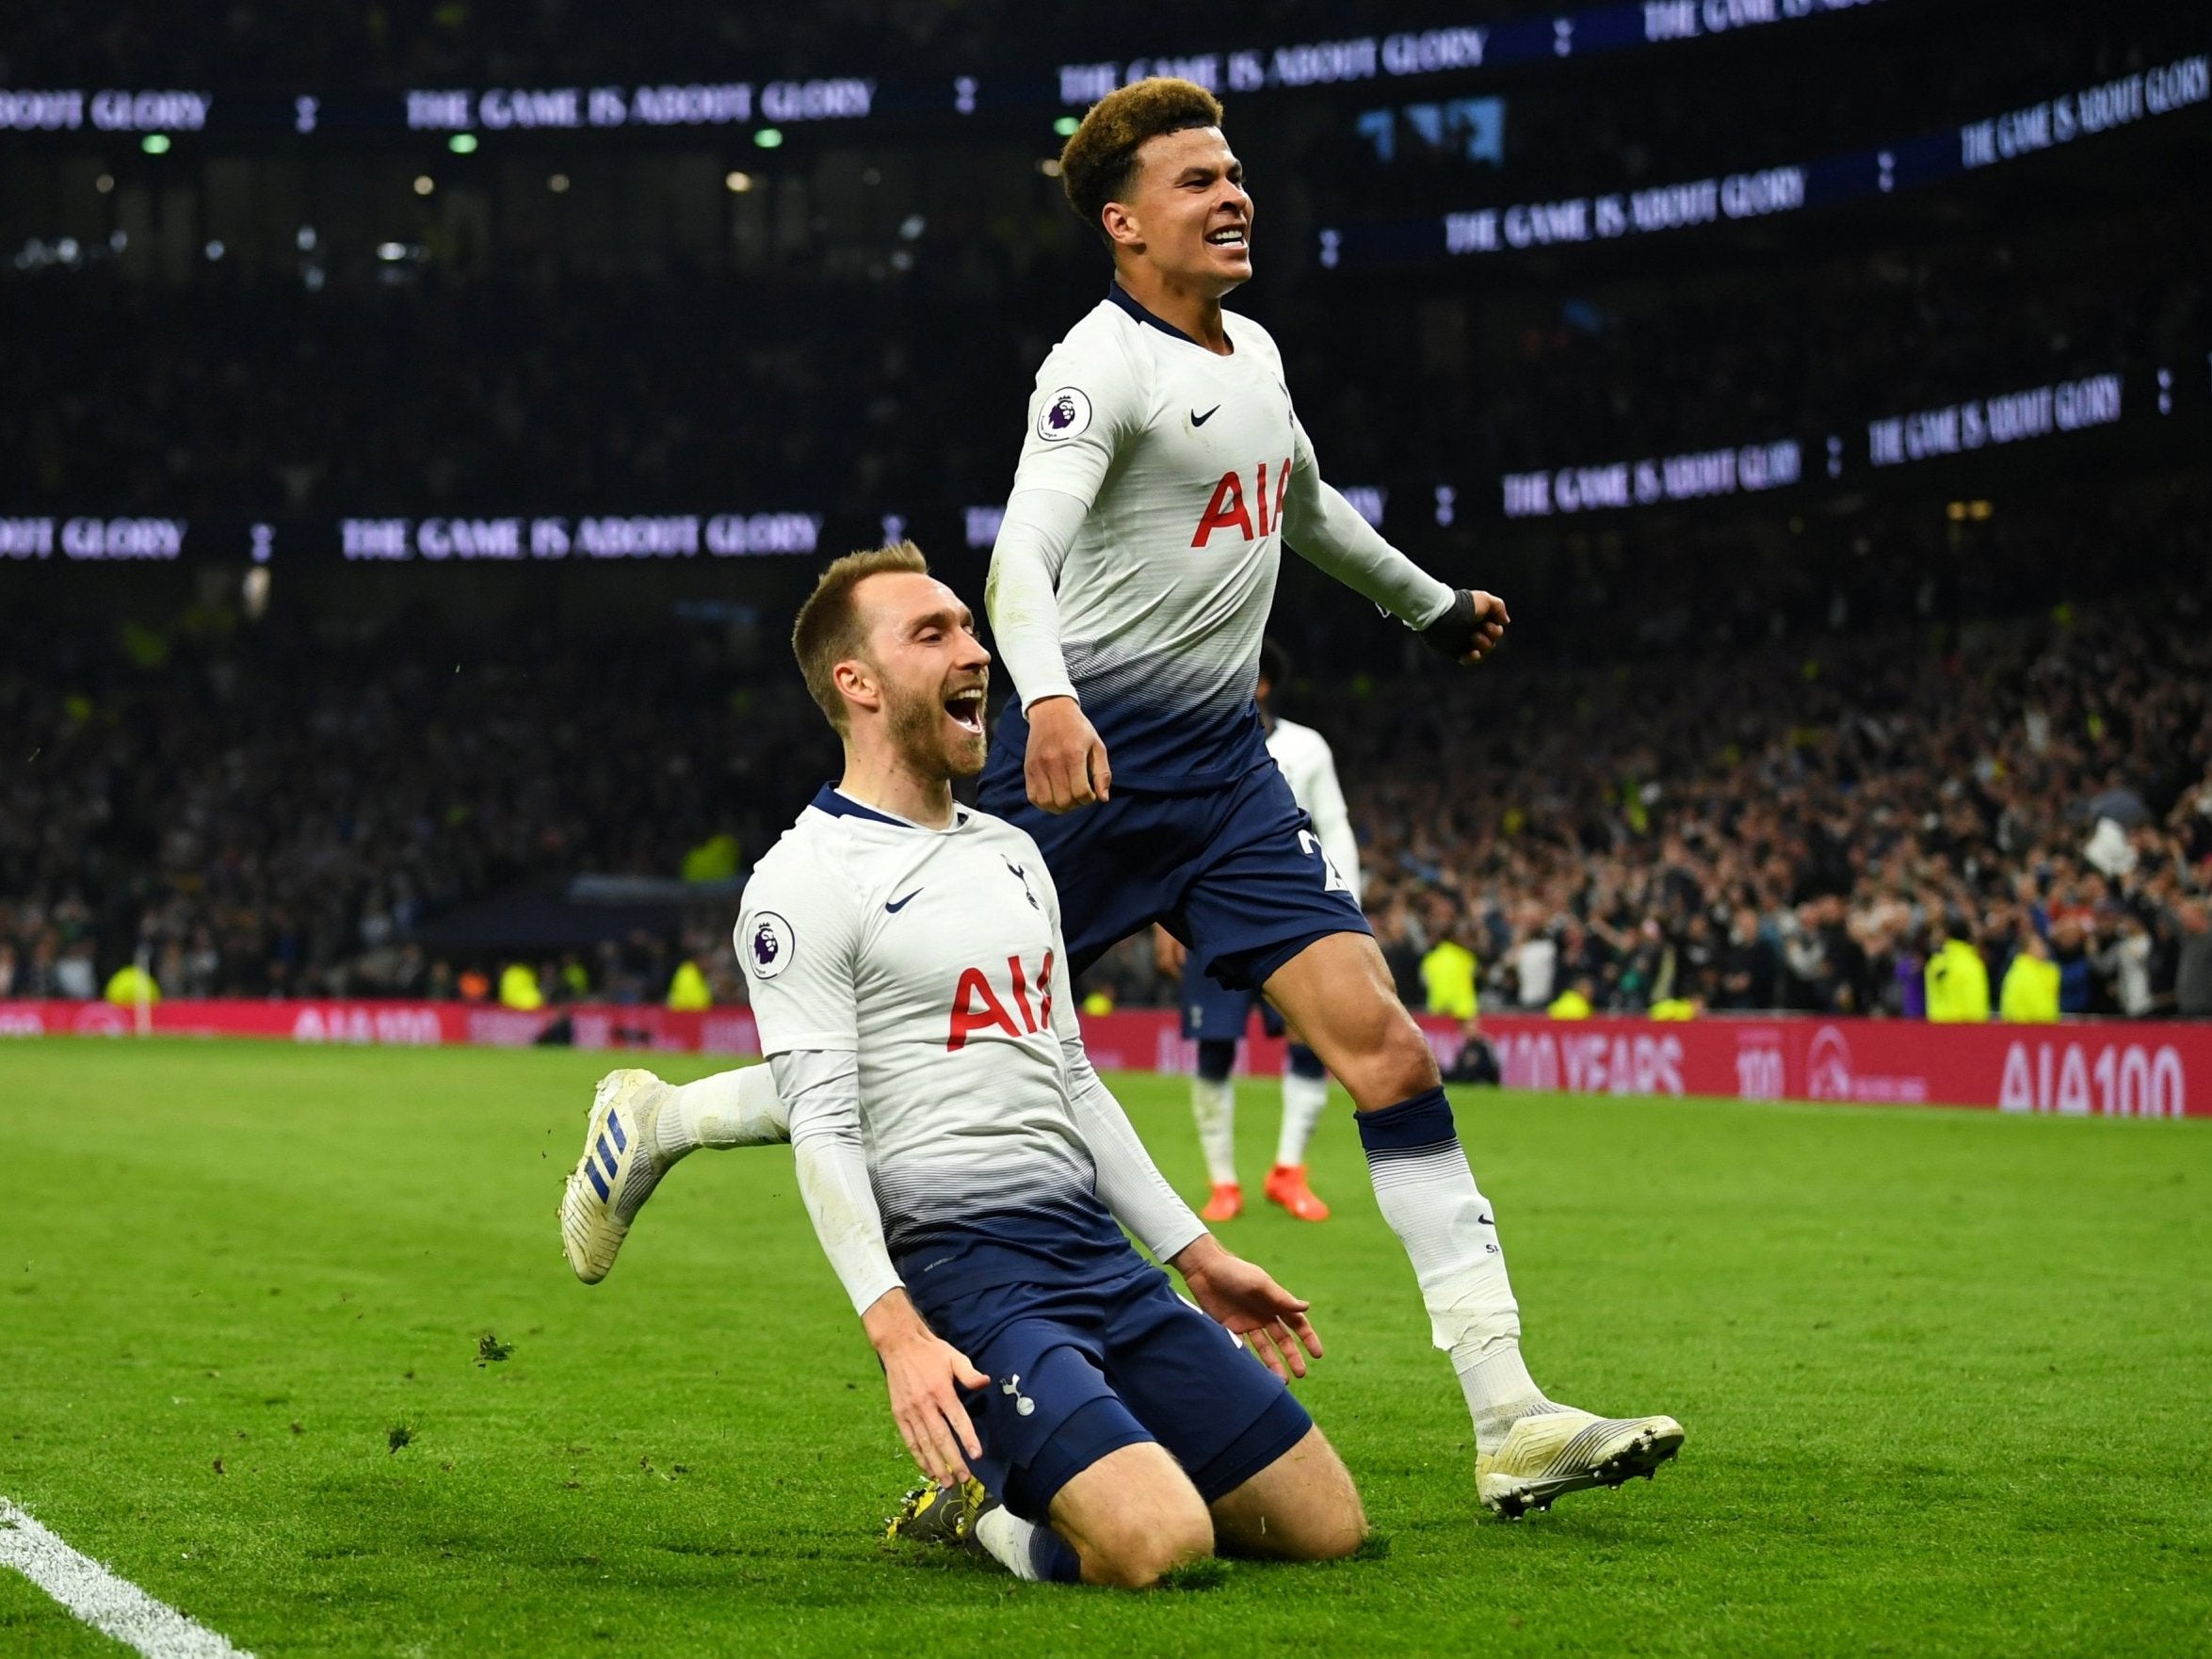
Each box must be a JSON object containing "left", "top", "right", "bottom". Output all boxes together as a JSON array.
[{"left": 1196, "top": 1039, "right": 1237, "bottom": 1084}]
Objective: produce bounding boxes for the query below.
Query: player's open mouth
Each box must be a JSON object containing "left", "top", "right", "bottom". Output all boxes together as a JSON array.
[
  {"left": 1205, "top": 227, "right": 1248, "bottom": 247},
  {"left": 944, "top": 687, "right": 986, "bottom": 734}
]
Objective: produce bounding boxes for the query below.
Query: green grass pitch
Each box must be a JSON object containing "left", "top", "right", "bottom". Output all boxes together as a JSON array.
[{"left": 3, "top": 1039, "right": 2208, "bottom": 1657}]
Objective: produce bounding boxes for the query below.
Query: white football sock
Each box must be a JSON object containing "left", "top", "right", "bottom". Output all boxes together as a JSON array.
[
  {"left": 1358, "top": 1087, "right": 1540, "bottom": 1452},
  {"left": 1455, "top": 1339, "right": 1557, "bottom": 1450},
  {"left": 1274, "top": 1069, "right": 1330, "bottom": 1168},
  {"left": 1190, "top": 1076, "right": 1238, "bottom": 1186},
  {"left": 974, "top": 1506, "right": 1075, "bottom": 1582},
  {"left": 654, "top": 1064, "right": 791, "bottom": 1161}
]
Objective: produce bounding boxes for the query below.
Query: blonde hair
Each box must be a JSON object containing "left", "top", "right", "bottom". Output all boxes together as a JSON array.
[
  {"left": 790, "top": 540, "right": 930, "bottom": 731},
  {"left": 1058, "top": 76, "right": 1225, "bottom": 241}
]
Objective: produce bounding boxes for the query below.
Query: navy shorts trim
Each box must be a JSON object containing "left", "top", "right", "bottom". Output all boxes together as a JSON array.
[
  {"left": 990, "top": 760, "right": 1370, "bottom": 989},
  {"left": 1189, "top": 1388, "right": 1315, "bottom": 1503},
  {"left": 1241, "top": 926, "right": 1353, "bottom": 992},
  {"left": 1181, "top": 956, "right": 1291, "bottom": 1041},
  {"left": 1017, "top": 1395, "right": 1155, "bottom": 1518}
]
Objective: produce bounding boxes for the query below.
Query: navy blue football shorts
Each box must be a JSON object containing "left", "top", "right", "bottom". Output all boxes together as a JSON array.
[
  {"left": 936, "top": 1265, "right": 1314, "bottom": 1522},
  {"left": 1180, "top": 954, "right": 1288, "bottom": 1043},
  {"left": 989, "top": 759, "right": 1370, "bottom": 991}
]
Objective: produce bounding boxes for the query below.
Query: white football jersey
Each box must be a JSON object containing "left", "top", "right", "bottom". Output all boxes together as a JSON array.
[
  {"left": 983, "top": 285, "right": 1319, "bottom": 795},
  {"left": 737, "top": 786, "right": 1129, "bottom": 1298},
  {"left": 1266, "top": 715, "right": 1361, "bottom": 902}
]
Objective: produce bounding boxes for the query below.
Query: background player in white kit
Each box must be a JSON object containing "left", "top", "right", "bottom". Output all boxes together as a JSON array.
[
  {"left": 564, "top": 77, "right": 1681, "bottom": 1522},
  {"left": 703, "top": 542, "right": 1368, "bottom": 1587},
  {"left": 1154, "top": 639, "right": 1357, "bottom": 1222}
]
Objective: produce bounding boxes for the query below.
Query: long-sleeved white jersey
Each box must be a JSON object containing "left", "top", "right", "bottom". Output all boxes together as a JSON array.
[
  {"left": 981, "top": 283, "right": 1454, "bottom": 801},
  {"left": 737, "top": 784, "right": 1204, "bottom": 1318}
]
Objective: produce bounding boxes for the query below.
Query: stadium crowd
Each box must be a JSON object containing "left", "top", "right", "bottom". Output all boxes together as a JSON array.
[{"left": 3, "top": 576, "right": 2207, "bottom": 1022}]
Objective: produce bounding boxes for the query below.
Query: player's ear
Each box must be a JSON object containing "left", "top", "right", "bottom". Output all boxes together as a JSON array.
[
  {"left": 1101, "top": 199, "right": 1141, "bottom": 252},
  {"left": 832, "top": 656, "right": 880, "bottom": 717}
]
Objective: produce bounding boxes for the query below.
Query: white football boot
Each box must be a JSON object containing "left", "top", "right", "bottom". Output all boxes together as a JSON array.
[
  {"left": 1476, "top": 1405, "right": 1685, "bottom": 1519},
  {"left": 559, "top": 1069, "right": 674, "bottom": 1283}
]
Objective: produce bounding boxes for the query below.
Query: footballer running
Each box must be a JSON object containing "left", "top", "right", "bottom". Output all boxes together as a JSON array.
[{"left": 564, "top": 77, "right": 1682, "bottom": 1522}]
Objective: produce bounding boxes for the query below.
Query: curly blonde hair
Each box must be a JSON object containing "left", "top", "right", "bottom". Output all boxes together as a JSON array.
[{"left": 1058, "top": 77, "right": 1224, "bottom": 242}]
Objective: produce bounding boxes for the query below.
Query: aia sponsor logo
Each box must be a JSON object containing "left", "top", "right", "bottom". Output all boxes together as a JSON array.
[
  {"left": 1804, "top": 1024, "right": 1927, "bottom": 1104},
  {"left": 1999, "top": 1038, "right": 2187, "bottom": 1117},
  {"left": 947, "top": 950, "right": 1055, "bottom": 1051},
  {"left": 73, "top": 1004, "right": 129, "bottom": 1038},
  {"left": 1804, "top": 1028, "right": 1853, "bottom": 1101},
  {"left": 1192, "top": 459, "right": 1292, "bottom": 547}
]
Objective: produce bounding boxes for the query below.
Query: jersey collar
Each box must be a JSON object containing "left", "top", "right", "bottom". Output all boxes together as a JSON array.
[
  {"left": 1106, "top": 281, "right": 1211, "bottom": 350},
  {"left": 811, "top": 783, "right": 970, "bottom": 831}
]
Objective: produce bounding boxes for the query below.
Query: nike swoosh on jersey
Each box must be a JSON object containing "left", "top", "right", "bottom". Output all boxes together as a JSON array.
[
  {"left": 1190, "top": 405, "right": 1221, "bottom": 427},
  {"left": 885, "top": 890, "right": 923, "bottom": 912}
]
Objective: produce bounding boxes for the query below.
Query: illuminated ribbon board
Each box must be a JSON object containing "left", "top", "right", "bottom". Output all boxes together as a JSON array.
[
  {"left": 0, "top": 361, "right": 2194, "bottom": 567},
  {"left": 0, "top": 0, "right": 1895, "bottom": 139},
  {"left": 1320, "top": 52, "right": 2211, "bottom": 266},
  {"left": 0, "top": 511, "right": 829, "bottom": 565},
  {"left": 1055, "top": 0, "right": 1885, "bottom": 103},
  {"left": 1865, "top": 372, "right": 2123, "bottom": 468}
]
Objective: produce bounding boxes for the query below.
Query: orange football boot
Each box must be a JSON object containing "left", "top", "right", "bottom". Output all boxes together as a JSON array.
[
  {"left": 1200, "top": 1182, "right": 1243, "bottom": 1221},
  {"left": 1263, "top": 1164, "right": 1330, "bottom": 1221}
]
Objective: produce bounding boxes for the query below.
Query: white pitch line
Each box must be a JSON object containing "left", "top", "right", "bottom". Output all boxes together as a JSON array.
[{"left": 0, "top": 1498, "right": 253, "bottom": 1659}]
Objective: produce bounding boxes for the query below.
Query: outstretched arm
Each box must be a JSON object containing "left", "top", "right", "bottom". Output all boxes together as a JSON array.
[{"left": 1283, "top": 417, "right": 1509, "bottom": 663}]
